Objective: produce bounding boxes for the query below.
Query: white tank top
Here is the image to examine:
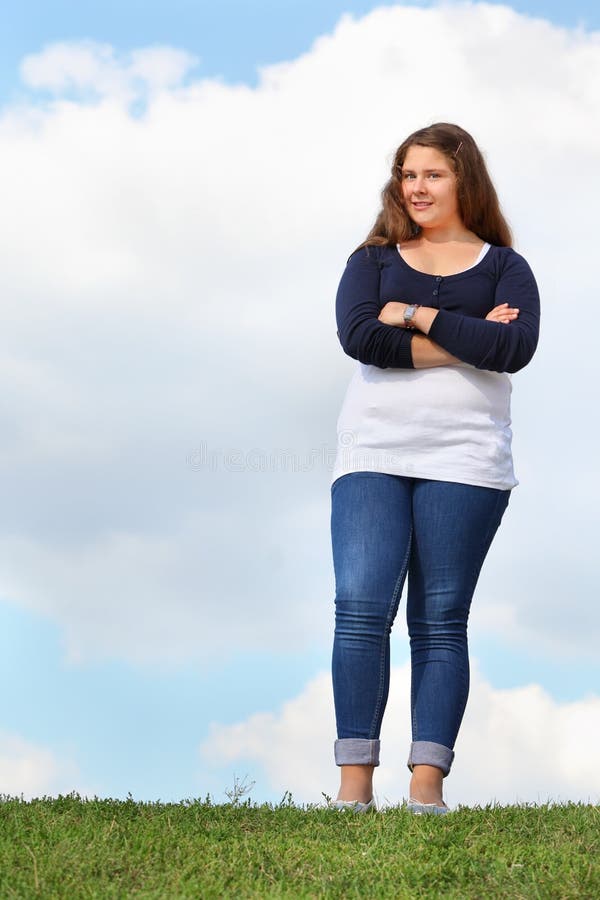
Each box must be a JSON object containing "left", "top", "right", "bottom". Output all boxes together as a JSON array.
[{"left": 331, "top": 243, "right": 517, "bottom": 490}]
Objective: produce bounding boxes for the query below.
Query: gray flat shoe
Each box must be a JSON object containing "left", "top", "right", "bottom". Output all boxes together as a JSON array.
[
  {"left": 407, "top": 797, "right": 451, "bottom": 815},
  {"left": 330, "top": 797, "right": 376, "bottom": 813}
]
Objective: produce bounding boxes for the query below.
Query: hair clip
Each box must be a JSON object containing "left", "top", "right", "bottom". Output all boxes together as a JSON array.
[{"left": 454, "top": 141, "right": 463, "bottom": 156}]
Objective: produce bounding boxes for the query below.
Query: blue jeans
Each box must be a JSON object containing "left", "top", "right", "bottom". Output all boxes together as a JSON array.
[{"left": 330, "top": 472, "right": 511, "bottom": 777}]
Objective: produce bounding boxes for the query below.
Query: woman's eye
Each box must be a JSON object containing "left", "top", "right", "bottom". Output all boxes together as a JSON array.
[{"left": 428, "top": 173, "right": 440, "bottom": 179}]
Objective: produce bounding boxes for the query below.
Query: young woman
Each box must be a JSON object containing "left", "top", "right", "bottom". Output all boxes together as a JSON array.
[{"left": 329, "top": 123, "right": 540, "bottom": 814}]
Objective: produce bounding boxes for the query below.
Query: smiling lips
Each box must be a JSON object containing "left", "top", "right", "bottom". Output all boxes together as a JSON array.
[{"left": 412, "top": 201, "right": 432, "bottom": 209}]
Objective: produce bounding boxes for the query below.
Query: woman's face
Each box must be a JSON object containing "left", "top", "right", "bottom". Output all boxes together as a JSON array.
[{"left": 400, "top": 145, "right": 461, "bottom": 231}]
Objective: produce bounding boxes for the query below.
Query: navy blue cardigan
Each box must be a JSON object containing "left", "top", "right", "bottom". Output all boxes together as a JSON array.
[{"left": 335, "top": 244, "right": 540, "bottom": 373}]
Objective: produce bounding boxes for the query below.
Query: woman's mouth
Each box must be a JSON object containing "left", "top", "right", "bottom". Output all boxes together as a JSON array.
[{"left": 412, "top": 201, "right": 432, "bottom": 210}]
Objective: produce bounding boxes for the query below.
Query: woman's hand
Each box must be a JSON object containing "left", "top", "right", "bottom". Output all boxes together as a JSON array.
[
  {"left": 378, "top": 301, "right": 438, "bottom": 335},
  {"left": 378, "top": 301, "right": 409, "bottom": 327},
  {"left": 486, "top": 302, "right": 519, "bottom": 324}
]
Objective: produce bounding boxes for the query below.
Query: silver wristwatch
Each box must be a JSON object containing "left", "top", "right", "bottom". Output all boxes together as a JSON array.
[{"left": 403, "top": 304, "right": 420, "bottom": 329}]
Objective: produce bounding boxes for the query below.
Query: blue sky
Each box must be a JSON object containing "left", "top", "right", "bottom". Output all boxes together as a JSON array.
[
  {"left": 1, "top": 1, "right": 599, "bottom": 808},
  {"left": 1, "top": 0, "right": 598, "bottom": 103}
]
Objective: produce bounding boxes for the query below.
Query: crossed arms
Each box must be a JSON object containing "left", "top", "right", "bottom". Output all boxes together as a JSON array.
[
  {"left": 377, "top": 300, "right": 519, "bottom": 369},
  {"left": 335, "top": 246, "right": 541, "bottom": 373}
]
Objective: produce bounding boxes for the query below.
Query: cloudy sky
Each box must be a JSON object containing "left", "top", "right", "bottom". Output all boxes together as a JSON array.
[{"left": 1, "top": 0, "right": 599, "bottom": 809}]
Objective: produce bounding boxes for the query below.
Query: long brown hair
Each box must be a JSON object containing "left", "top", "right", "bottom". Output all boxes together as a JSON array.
[{"left": 355, "top": 123, "right": 512, "bottom": 253}]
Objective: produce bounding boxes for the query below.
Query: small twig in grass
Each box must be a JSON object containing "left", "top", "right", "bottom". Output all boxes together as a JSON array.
[
  {"left": 224, "top": 773, "right": 256, "bottom": 805},
  {"left": 23, "top": 843, "right": 40, "bottom": 892}
]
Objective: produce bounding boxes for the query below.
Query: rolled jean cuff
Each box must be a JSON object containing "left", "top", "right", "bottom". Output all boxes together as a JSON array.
[
  {"left": 406, "top": 741, "right": 454, "bottom": 777},
  {"left": 334, "top": 738, "right": 380, "bottom": 766}
]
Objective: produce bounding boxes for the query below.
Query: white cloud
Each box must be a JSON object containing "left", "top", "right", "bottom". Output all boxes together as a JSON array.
[
  {"left": 200, "top": 660, "right": 600, "bottom": 808},
  {"left": 19, "top": 40, "right": 199, "bottom": 104},
  {"left": 0, "top": 3, "right": 598, "bottom": 665},
  {"left": 0, "top": 730, "right": 99, "bottom": 801},
  {"left": 0, "top": 498, "right": 332, "bottom": 665}
]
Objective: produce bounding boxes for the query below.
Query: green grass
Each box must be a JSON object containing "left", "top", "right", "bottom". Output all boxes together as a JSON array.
[{"left": 1, "top": 791, "right": 598, "bottom": 898}]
